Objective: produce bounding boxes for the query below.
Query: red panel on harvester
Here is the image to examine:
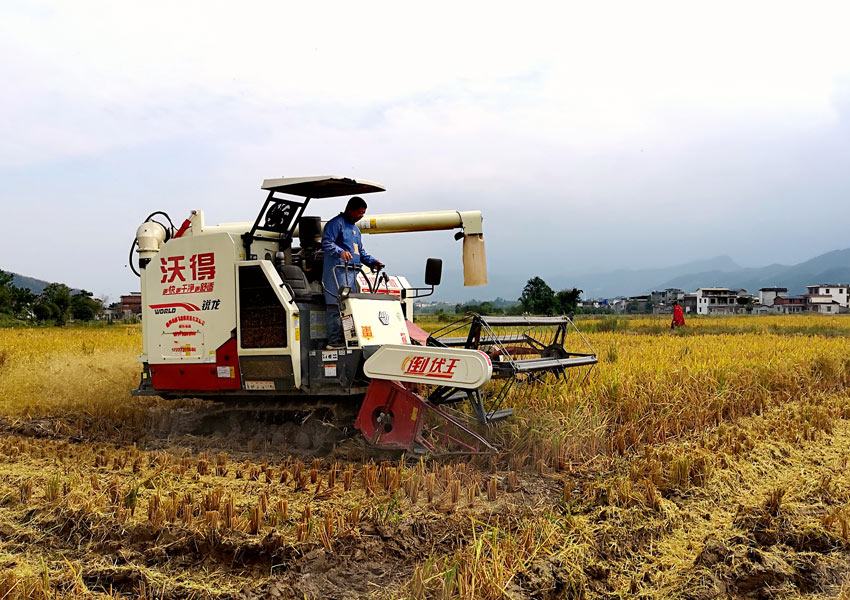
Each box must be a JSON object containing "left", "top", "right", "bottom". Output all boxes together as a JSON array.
[
  {"left": 150, "top": 337, "right": 241, "bottom": 391},
  {"left": 405, "top": 319, "right": 430, "bottom": 345},
  {"left": 355, "top": 379, "right": 426, "bottom": 450}
]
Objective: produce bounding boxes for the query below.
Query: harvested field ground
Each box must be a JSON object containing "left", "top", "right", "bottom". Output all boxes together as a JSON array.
[{"left": 0, "top": 315, "right": 849, "bottom": 599}]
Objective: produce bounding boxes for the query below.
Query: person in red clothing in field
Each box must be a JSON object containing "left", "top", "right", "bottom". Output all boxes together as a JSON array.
[{"left": 671, "top": 304, "right": 686, "bottom": 329}]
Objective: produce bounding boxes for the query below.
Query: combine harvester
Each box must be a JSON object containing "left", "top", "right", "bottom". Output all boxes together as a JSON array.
[{"left": 131, "top": 176, "right": 596, "bottom": 454}]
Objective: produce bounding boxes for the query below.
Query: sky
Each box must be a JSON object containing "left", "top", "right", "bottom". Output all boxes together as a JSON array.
[{"left": 2, "top": 1, "right": 850, "bottom": 302}]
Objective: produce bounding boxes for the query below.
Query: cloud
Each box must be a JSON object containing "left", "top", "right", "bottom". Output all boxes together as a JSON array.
[
  {"left": 3, "top": 1, "right": 850, "bottom": 299},
  {"left": 4, "top": 1, "right": 848, "bottom": 165}
]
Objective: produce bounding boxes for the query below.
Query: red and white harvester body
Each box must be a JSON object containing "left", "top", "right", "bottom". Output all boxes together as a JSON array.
[{"left": 132, "top": 176, "right": 595, "bottom": 454}]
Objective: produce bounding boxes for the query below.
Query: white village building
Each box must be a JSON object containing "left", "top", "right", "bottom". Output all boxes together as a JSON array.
[
  {"left": 808, "top": 296, "right": 842, "bottom": 314},
  {"left": 805, "top": 284, "right": 850, "bottom": 309},
  {"left": 695, "top": 287, "right": 748, "bottom": 315},
  {"left": 758, "top": 287, "right": 788, "bottom": 307}
]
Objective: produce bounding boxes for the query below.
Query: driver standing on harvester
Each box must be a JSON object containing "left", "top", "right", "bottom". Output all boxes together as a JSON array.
[{"left": 322, "top": 196, "right": 384, "bottom": 349}]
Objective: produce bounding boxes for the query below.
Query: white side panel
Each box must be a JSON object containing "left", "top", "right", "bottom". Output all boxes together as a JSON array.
[
  {"left": 340, "top": 297, "right": 409, "bottom": 347},
  {"left": 141, "top": 232, "right": 239, "bottom": 364},
  {"left": 160, "top": 329, "right": 204, "bottom": 359},
  {"left": 364, "top": 345, "right": 493, "bottom": 389}
]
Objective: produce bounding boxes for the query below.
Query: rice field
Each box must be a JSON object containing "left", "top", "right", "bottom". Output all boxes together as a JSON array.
[{"left": 0, "top": 315, "right": 849, "bottom": 598}]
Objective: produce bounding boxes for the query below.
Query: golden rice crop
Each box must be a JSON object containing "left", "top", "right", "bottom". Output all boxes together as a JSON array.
[
  {"left": 0, "top": 325, "right": 141, "bottom": 418},
  {"left": 2, "top": 318, "right": 849, "bottom": 456},
  {"left": 522, "top": 331, "right": 850, "bottom": 454},
  {"left": 1, "top": 316, "right": 850, "bottom": 598},
  {"left": 457, "top": 315, "right": 850, "bottom": 467},
  {"left": 580, "top": 312, "right": 850, "bottom": 335}
]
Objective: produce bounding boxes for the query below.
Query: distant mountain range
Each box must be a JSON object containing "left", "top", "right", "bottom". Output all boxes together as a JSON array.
[
  {"left": 573, "top": 255, "right": 742, "bottom": 299},
  {"left": 3, "top": 272, "right": 82, "bottom": 295},
  {"left": 8, "top": 273, "right": 54, "bottom": 295},
  {"left": 8, "top": 246, "right": 850, "bottom": 303},
  {"left": 433, "top": 248, "right": 850, "bottom": 302},
  {"left": 647, "top": 249, "right": 850, "bottom": 298}
]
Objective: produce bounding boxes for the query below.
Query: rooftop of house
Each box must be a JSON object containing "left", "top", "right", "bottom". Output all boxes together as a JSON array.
[{"left": 809, "top": 297, "right": 841, "bottom": 304}]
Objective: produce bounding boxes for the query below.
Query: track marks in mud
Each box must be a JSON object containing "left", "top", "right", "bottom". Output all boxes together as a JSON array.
[
  {"left": 2, "top": 395, "right": 850, "bottom": 599},
  {"left": 395, "top": 394, "right": 850, "bottom": 600},
  {"left": 0, "top": 432, "right": 534, "bottom": 599},
  {"left": 597, "top": 406, "right": 850, "bottom": 599}
]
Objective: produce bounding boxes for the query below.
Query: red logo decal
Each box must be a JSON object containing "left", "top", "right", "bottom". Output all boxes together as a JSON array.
[
  {"left": 401, "top": 356, "right": 460, "bottom": 379},
  {"left": 160, "top": 252, "right": 216, "bottom": 284},
  {"left": 150, "top": 303, "right": 200, "bottom": 311}
]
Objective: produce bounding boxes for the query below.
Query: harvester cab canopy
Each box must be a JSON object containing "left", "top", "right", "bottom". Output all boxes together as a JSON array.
[
  {"left": 260, "top": 176, "right": 386, "bottom": 198},
  {"left": 246, "top": 176, "right": 385, "bottom": 259}
]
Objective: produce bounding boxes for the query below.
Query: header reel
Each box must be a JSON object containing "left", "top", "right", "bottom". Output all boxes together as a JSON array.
[
  {"left": 427, "top": 313, "right": 597, "bottom": 427},
  {"left": 356, "top": 313, "right": 597, "bottom": 456}
]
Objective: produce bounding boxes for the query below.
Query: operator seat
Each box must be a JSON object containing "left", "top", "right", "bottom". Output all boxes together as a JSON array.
[{"left": 279, "top": 265, "right": 312, "bottom": 300}]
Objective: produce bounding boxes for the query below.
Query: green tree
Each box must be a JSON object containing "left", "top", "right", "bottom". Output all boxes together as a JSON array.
[
  {"left": 33, "top": 301, "right": 54, "bottom": 322},
  {"left": 454, "top": 300, "right": 503, "bottom": 315},
  {"left": 71, "top": 290, "right": 102, "bottom": 321},
  {"left": 10, "top": 286, "right": 36, "bottom": 319},
  {"left": 40, "top": 283, "right": 72, "bottom": 326},
  {"left": 554, "top": 288, "right": 582, "bottom": 314},
  {"left": 0, "top": 270, "right": 13, "bottom": 314},
  {"left": 519, "top": 277, "right": 555, "bottom": 315}
]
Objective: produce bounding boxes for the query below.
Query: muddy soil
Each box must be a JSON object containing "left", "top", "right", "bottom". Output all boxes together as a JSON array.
[{"left": 1, "top": 398, "right": 849, "bottom": 599}]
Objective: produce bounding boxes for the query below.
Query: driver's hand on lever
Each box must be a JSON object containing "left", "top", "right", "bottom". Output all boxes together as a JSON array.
[
  {"left": 372, "top": 261, "right": 385, "bottom": 271},
  {"left": 340, "top": 251, "right": 352, "bottom": 263}
]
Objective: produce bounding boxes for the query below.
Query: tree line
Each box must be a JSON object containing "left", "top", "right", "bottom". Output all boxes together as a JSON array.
[
  {"left": 452, "top": 276, "right": 610, "bottom": 316},
  {"left": 0, "top": 270, "right": 104, "bottom": 325},
  {"left": 2, "top": 270, "right": 601, "bottom": 324}
]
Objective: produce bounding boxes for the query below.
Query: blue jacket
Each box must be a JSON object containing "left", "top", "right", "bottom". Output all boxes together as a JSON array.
[{"left": 321, "top": 213, "right": 377, "bottom": 304}]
